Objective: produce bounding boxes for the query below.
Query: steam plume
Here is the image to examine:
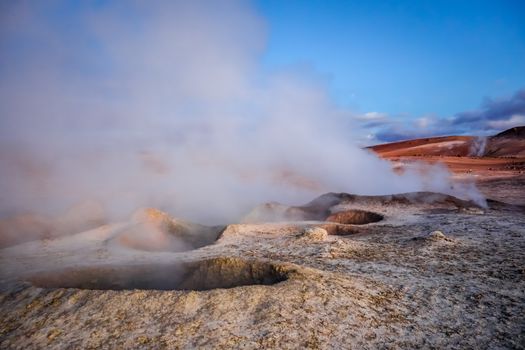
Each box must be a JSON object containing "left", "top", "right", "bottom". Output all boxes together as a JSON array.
[{"left": 0, "top": 1, "right": 484, "bottom": 228}]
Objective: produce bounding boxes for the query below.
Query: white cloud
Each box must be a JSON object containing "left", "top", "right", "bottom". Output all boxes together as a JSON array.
[
  {"left": 487, "top": 114, "right": 525, "bottom": 130},
  {"left": 356, "top": 112, "right": 388, "bottom": 121},
  {"left": 415, "top": 116, "right": 434, "bottom": 129}
]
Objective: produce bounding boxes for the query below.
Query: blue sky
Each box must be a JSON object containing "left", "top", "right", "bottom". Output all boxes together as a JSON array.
[
  {"left": 256, "top": 0, "right": 525, "bottom": 140},
  {"left": 1, "top": 1, "right": 524, "bottom": 143}
]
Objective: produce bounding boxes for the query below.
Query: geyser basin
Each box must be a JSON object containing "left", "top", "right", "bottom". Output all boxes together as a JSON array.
[
  {"left": 326, "top": 210, "right": 384, "bottom": 225},
  {"left": 28, "top": 257, "right": 288, "bottom": 291}
]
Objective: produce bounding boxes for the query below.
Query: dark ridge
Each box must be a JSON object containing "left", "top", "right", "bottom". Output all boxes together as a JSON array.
[
  {"left": 247, "top": 191, "right": 482, "bottom": 224},
  {"left": 493, "top": 126, "right": 525, "bottom": 139},
  {"left": 287, "top": 192, "right": 358, "bottom": 220},
  {"left": 486, "top": 199, "right": 525, "bottom": 213},
  {"left": 306, "top": 191, "right": 481, "bottom": 209},
  {"left": 287, "top": 191, "right": 482, "bottom": 221}
]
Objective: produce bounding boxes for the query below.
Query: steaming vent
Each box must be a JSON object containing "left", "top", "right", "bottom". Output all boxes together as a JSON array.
[
  {"left": 326, "top": 210, "right": 384, "bottom": 225},
  {"left": 113, "top": 208, "right": 225, "bottom": 253},
  {"left": 28, "top": 257, "right": 288, "bottom": 291}
]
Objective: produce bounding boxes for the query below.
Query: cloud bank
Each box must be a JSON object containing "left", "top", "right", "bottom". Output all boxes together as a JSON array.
[
  {"left": 0, "top": 1, "right": 482, "bottom": 227},
  {"left": 364, "top": 88, "right": 525, "bottom": 143}
]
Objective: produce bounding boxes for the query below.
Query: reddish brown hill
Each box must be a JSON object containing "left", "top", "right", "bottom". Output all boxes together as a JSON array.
[
  {"left": 494, "top": 126, "right": 525, "bottom": 138},
  {"left": 369, "top": 126, "right": 525, "bottom": 159},
  {"left": 485, "top": 127, "right": 525, "bottom": 157},
  {"left": 367, "top": 127, "right": 525, "bottom": 176},
  {"left": 368, "top": 135, "right": 474, "bottom": 157}
]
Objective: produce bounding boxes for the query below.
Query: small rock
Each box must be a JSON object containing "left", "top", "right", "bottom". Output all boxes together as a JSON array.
[
  {"left": 300, "top": 227, "right": 328, "bottom": 241},
  {"left": 458, "top": 205, "right": 485, "bottom": 214},
  {"left": 427, "top": 230, "right": 454, "bottom": 242},
  {"left": 429, "top": 230, "right": 446, "bottom": 240}
]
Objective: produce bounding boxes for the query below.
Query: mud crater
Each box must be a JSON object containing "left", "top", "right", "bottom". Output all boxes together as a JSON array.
[
  {"left": 326, "top": 209, "right": 384, "bottom": 225},
  {"left": 317, "top": 223, "right": 360, "bottom": 236},
  {"left": 28, "top": 257, "right": 288, "bottom": 291}
]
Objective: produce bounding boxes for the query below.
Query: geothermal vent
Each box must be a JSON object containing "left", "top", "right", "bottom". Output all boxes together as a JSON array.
[
  {"left": 326, "top": 209, "right": 384, "bottom": 225},
  {"left": 28, "top": 257, "right": 288, "bottom": 291}
]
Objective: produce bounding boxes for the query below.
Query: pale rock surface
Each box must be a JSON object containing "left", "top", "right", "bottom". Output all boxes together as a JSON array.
[{"left": 1, "top": 192, "right": 524, "bottom": 349}]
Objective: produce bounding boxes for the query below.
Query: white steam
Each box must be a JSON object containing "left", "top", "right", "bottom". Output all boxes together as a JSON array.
[
  {"left": 469, "top": 136, "right": 488, "bottom": 157},
  {"left": 0, "top": 1, "right": 484, "bottom": 227}
]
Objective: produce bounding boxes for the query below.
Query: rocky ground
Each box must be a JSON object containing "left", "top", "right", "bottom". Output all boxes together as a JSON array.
[{"left": 1, "top": 185, "right": 524, "bottom": 349}]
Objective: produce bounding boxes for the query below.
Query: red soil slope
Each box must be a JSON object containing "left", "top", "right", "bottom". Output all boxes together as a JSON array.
[{"left": 368, "top": 126, "right": 525, "bottom": 175}]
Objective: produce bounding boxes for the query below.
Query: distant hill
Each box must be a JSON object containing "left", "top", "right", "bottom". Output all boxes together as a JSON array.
[
  {"left": 368, "top": 126, "right": 525, "bottom": 158},
  {"left": 494, "top": 126, "right": 525, "bottom": 139}
]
